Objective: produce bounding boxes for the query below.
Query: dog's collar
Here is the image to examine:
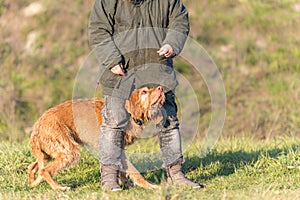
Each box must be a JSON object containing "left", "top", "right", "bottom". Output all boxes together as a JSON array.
[
  {"left": 130, "top": 0, "right": 144, "bottom": 6},
  {"left": 129, "top": 113, "right": 144, "bottom": 126},
  {"left": 133, "top": 118, "right": 144, "bottom": 126}
]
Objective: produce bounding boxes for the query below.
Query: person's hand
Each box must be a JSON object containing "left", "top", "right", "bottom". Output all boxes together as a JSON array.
[
  {"left": 157, "top": 44, "right": 175, "bottom": 58},
  {"left": 110, "top": 63, "right": 125, "bottom": 75}
]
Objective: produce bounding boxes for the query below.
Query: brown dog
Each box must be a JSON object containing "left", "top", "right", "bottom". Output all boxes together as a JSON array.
[{"left": 28, "top": 86, "right": 165, "bottom": 190}]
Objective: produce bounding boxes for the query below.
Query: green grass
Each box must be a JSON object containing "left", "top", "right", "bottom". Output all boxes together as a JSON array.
[
  {"left": 0, "top": 137, "right": 299, "bottom": 200},
  {"left": 1, "top": 0, "right": 300, "bottom": 140}
]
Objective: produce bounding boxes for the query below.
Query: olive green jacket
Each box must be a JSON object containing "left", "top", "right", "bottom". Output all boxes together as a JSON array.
[{"left": 88, "top": 0, "right": 189, "bottom": 95}]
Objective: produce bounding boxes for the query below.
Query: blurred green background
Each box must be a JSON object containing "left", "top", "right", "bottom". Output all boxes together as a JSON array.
[{"left": 0, "top": 0, "right": 299, "bottom": 141}]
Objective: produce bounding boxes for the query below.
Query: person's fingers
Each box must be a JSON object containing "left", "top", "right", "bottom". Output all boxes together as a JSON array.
[
  {"left": 111, "top": 63, "right": 125, "bottom": 75},
  {"left": 157, "top": 48, "right": 168, "bottom": 56},
  {"left": 164, "top": 49, "right": 174, "bottom": 58},
  {"left": 157, "top": 44, "right": 175, "bottom": 57}
]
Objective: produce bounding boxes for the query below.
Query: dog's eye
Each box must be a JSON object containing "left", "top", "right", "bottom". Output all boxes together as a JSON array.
[{"left": 141, "top": 90, "right": 148, "bottom": 95}]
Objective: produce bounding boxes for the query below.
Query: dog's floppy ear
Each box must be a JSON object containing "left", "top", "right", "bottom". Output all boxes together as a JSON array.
[
  {"left": 125, "top": 99, "right": 143, "bottom": 120},
  {"left": 125, "top": 100, "right": 133, "bottom": 116}
]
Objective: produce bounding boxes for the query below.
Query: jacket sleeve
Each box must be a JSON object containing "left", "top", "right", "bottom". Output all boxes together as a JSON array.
[
  {"left": 163, "top": 0, "right": 190, "bottom": 56},
  {"left": 88, "top": 0, "right": 123, "bottom": 69}
]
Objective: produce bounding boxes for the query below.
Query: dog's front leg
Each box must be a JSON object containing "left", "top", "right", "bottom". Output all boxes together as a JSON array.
[{"left": 122, "top": 156, "right": 160, "bottom": 189}]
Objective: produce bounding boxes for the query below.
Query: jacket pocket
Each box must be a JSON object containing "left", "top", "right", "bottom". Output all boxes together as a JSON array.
[
  {"left": 99, "top": 69, "right": 121, "bottom": 88},
  {"left": 160, "top": 63, "right": 173, "bottom": 74}
]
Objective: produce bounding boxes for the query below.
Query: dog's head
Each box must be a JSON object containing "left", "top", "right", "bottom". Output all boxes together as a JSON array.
[{"left": 125, "top": 86, "right": 165, "bottom": 125}]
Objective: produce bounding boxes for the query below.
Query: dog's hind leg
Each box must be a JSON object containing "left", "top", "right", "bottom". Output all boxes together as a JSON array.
[
  {"left": 28, "top": 161, "right": 38, "bottom": 185},
  {"left": 29, "top": 152, "right": 51, "bottom": 188},
  {"left": 40, "top": 148, "right": 80, "bottom": 191},
  {"left": 29, "top": 140, "right": 52, "bottom": 188}
]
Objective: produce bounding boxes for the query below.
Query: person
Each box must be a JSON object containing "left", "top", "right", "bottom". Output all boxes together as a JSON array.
[{"left": 88, "top": 0, "right": 203, "bottom": 191}]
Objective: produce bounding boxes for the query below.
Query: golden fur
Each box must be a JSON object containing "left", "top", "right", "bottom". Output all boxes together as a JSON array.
[{"left": 28, "top": 86, "right": 165, "bottom": 190}]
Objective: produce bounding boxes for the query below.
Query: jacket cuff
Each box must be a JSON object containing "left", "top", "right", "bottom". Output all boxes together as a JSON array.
[{"left": 107, "top": 55, "right": 124, "bottom": 69}]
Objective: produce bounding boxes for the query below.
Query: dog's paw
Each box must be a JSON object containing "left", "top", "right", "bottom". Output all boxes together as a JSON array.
[
  {"left": 139, "top": 181, "right": 160, "bottom": 189},
  {"left": 55, "top": 186, "right": 71, "bottom": 191},
  {"left": 149, "top": 183, "right": 160, "bottom": 189}
]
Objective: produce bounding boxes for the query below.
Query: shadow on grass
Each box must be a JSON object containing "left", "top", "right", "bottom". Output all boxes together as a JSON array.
[
  {"left": 139, "top": 143, "right": 300, "bottom": 185},
  {"left": 183, "top": 143, "right": 300, "bottom": 182}
]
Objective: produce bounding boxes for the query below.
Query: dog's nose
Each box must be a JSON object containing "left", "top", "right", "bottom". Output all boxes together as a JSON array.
[{"left": 157, "top": 86, "right": 163, "bottom": 92}]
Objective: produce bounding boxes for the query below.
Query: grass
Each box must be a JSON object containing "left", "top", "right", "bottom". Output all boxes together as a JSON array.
[
  {"left": 1, "top": 0, "right": 300, "bottom": 140},
  {"left": 0, "top": 137, "right": 299, "bottom": 200}
]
